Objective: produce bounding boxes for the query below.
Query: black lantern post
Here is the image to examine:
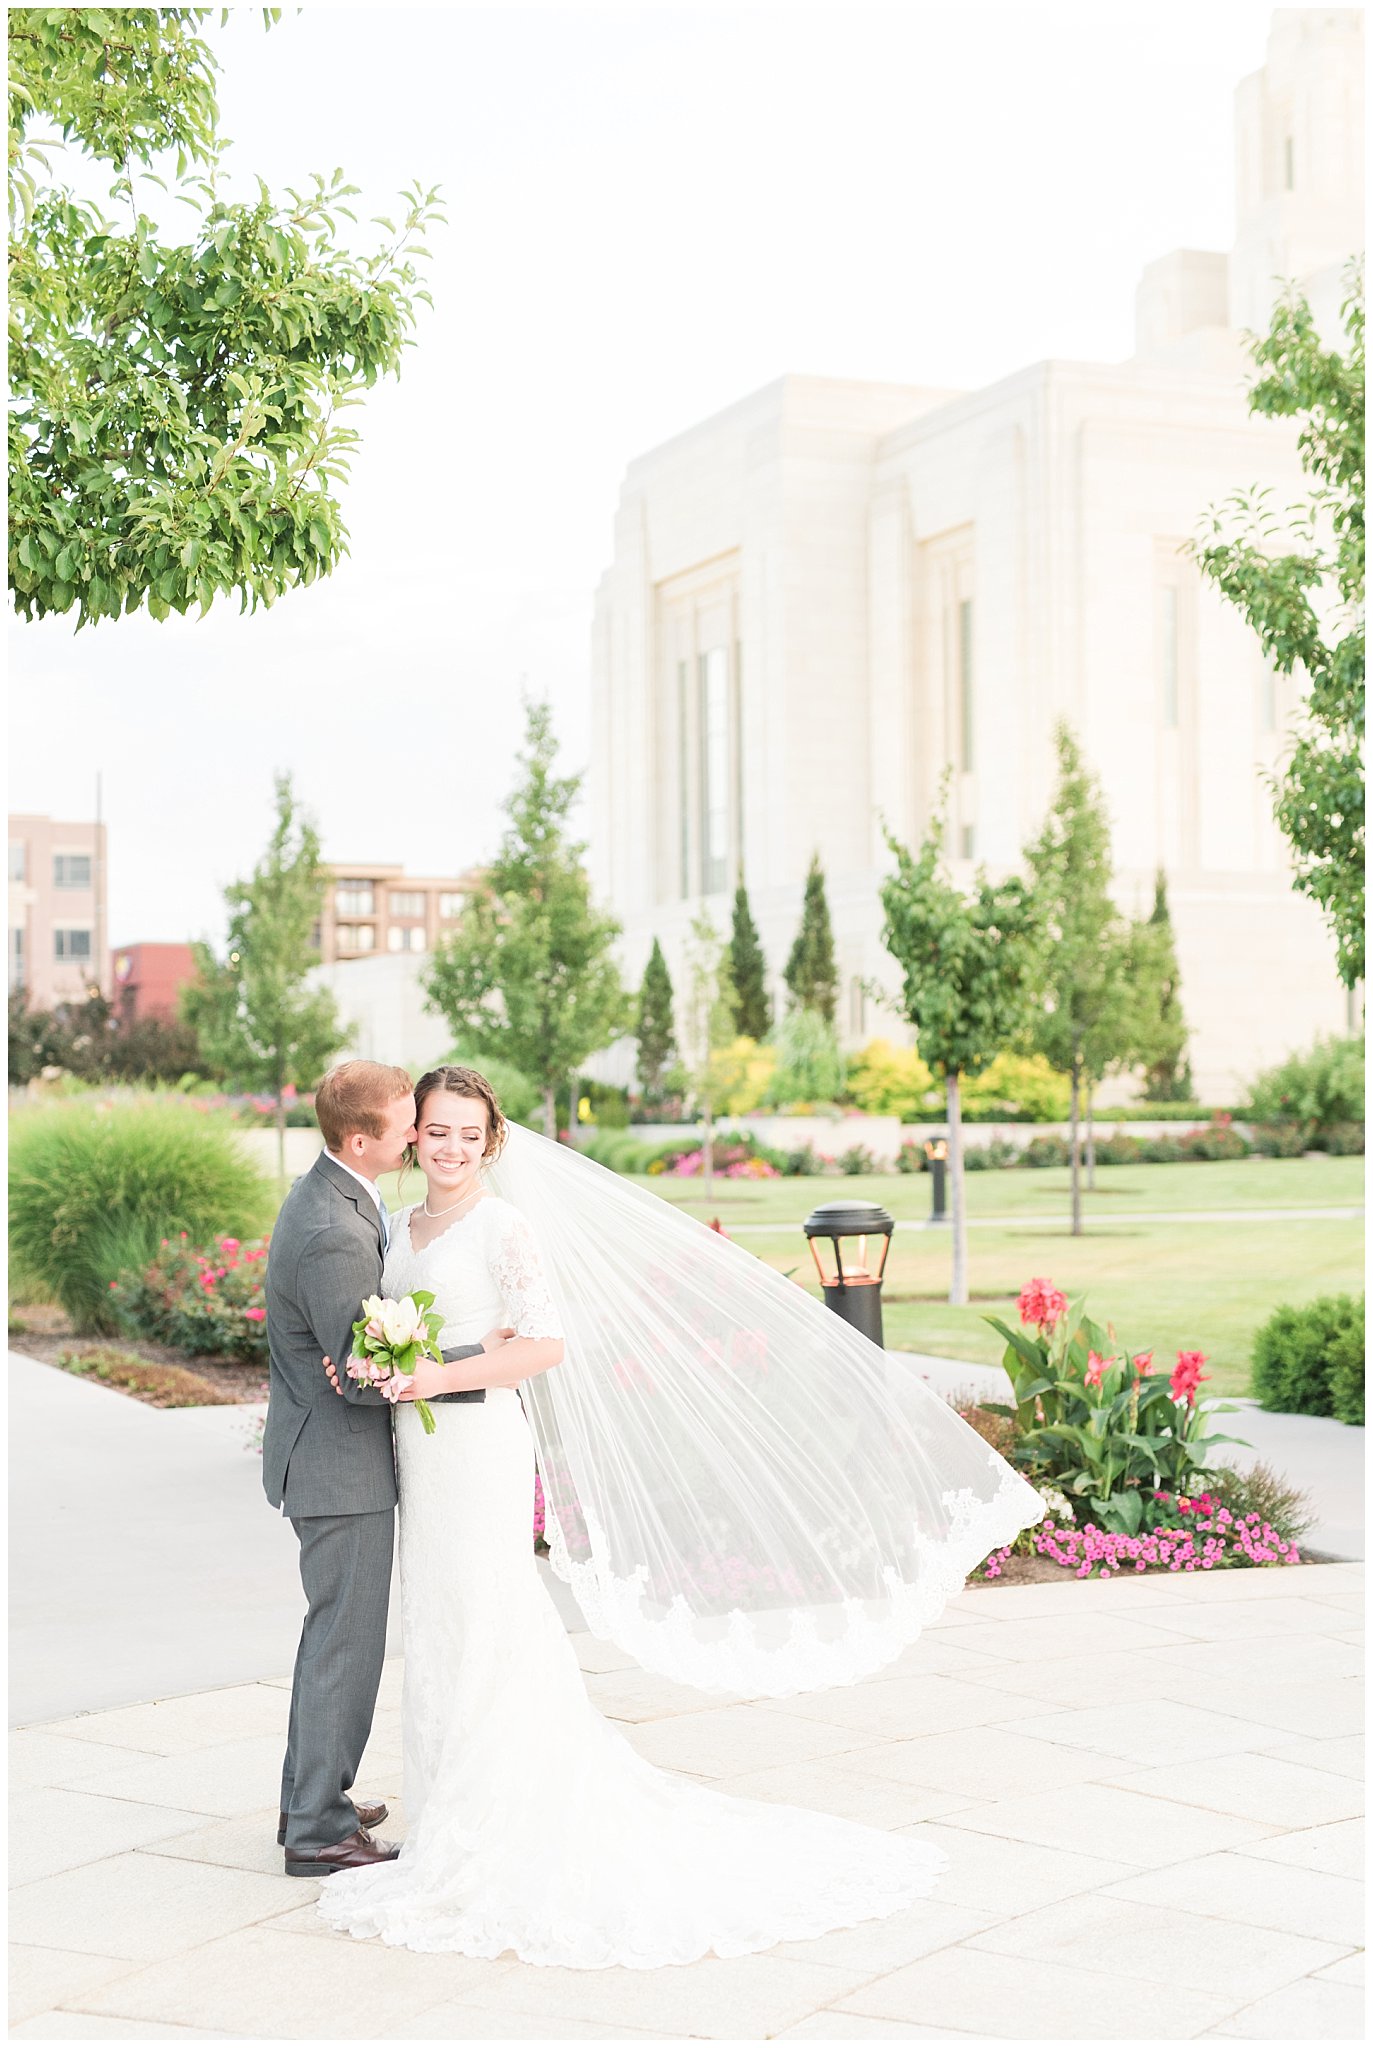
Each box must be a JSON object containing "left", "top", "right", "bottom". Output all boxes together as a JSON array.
[
  {"left": 924, "top": 1139, "right": 948, "bottom": 1223},
  {"left": 802, "top": 1201, "right": 896, "bottom": 1348}
]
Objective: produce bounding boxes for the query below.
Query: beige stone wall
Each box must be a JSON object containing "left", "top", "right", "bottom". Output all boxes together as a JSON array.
[{"left": 588, "top": 13, "right": 1362, "bottom": 1105}]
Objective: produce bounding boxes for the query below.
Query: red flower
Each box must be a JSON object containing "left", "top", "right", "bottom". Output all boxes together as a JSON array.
[
  {"left": 1133, "top": 1350, "right": 1154, "bottom": 1376},
  {"left": 1017, "top": 1277, "right": 1067, "bottom": 1329},
  {"left": 244, "top": 1307, "right": 266, "bottom": 1323},
  {"left": 1084, "top": 1350, "right": 1107, "bottom": 1389},
  {"left": 1170, "top": 1349, "right": 1209, "bottom": 1406}
]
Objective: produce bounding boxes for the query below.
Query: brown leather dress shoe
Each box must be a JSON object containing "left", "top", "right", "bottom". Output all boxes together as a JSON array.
[
  {"left": 277, "top": 1798, "right": 387, "bottom": 1847},
  {"left": 284, "top": 1825, "right": 400, "bottom": 1878}
]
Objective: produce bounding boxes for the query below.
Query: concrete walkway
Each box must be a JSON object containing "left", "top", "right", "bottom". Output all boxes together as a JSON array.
[
  {"left": 10, "top": 1344, "right": 1362, "bottom": 1729},
  {"left": 6, "top": 1352, "right": 580, "bottom": 1727},
  {"left": 9, "top": 1564, "right": 1364, "bottom": 2039}
]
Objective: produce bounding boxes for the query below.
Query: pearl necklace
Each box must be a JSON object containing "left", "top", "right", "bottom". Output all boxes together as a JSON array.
[{"left": 422, "top": 1182, "right": 484, "bottom": 1221}]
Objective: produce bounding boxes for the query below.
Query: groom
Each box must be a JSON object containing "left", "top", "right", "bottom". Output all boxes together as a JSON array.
[{"left": 263, "top": 1059, "right": 508, "bottom": 1877}]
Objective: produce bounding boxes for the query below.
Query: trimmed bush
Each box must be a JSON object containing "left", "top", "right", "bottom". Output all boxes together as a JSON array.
[
  {"left": 1313, "top": 1121, "right": 1366, "bottom": 1156},
  {"left": 1244, "top": 1035, "right": 1365, "bottom": 1136},
  {"left": 961, "top": 1052, "right": 1070, "bottom": 1123},
  {"left": 578, "top": 1131, "right": 660, "bottom": 1175},
  {"left": 9, "top": 1099, "right": 273, "bottom": 1332},
  {"left": 1091, "top": 1131, "right": 1141, "bottom": 1166},
  {"left": 1181, "top": 1118, "right": 1250, "bottom": 1161},
  {"left": 1094, "top": 1102, "right": 1220, "bottom": 1124},
  {"left": 1021, "top": 1134, "right": 1070, "bottom": 1168},
  {"left": 838, "top": 1144, "right": 877, "bottom": 1176},
  {"left": 1250, "top": 1293, "right": 1364, "bottom": 1420},
  {"left": 1328, "top": 1320, "right": 1366, "bottom": 1426},
  {"left": 1251, "top": 1124, "right": 1309, "bottom": 1158},
  {"left": 1136, "top": 1135, "right": 1184, "bottom": 1162},
  {"left": 845, "top": 1039, "right": 935, "bottom": 1119},
  {"left": 962, "top": 1138, "right": 1021, "bottom": 1172}
]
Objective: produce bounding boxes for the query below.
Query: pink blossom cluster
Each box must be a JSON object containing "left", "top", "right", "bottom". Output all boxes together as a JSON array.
[
  {"left": 1017, "top": 1276, "right": 1068, "bottom": 1328},
  {"left": 667, "top": 1149, "right": 779, "bottom": 1179},
  {"left": 981, "top": 1497, "right": 1301, "bottom": 1581},
  {"left": 1170, "top": 1349, "right": 1209, "bottom": 1405},
  {"left": 533, "top": 1472, "right": 546, "bottom": 1541}
]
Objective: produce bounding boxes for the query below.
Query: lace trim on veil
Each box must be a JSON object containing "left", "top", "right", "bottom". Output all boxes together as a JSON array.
[{"left": 541, "top": 1446, "right": 1043, "bottom": 1698}]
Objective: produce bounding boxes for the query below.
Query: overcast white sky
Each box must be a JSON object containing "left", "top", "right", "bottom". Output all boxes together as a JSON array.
[{"left": 9, "top": 0, "right": 1277, "bottom": 949}]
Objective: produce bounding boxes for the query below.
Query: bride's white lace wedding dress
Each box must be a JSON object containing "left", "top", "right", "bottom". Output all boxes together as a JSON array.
[{"left": 316, "top": 1193, "right": 948, "bottom": 1968}]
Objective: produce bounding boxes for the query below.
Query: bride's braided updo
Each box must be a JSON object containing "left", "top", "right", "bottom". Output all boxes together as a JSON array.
[{"left": 406, "top": 1063, "right": 508, "bottom": 1173}]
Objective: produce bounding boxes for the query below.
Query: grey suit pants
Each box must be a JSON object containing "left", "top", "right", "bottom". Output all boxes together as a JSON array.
[{"left": 279, "top": 1508, "right": 394, "bottom": 1853}]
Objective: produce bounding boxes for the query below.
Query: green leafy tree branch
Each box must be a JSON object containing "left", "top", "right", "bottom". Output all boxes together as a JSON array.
[
  {"left": 1189, "top": 265, "right": 1364, "bottom": 986},
  {"left": 10, "top": 7, "right": 443, "bottom": 627}
]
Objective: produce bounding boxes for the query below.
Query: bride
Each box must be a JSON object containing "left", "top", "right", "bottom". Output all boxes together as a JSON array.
[{"left": 317, "top": 1062, "right": 1044, "bottom": 1967}]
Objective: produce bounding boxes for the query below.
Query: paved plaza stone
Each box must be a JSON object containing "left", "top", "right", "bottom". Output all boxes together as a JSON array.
[{"left": 8, "top": 1563, "right": 1364, "bottom": 2040}]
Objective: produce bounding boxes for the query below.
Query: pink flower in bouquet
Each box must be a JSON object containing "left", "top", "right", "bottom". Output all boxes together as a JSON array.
[
  {"left": 1017, "top": 1277, "right": 1067, "bottom": 1329},
  {"left": 1170, "top": 1349, "right": 1209, "bottom": 1406}
]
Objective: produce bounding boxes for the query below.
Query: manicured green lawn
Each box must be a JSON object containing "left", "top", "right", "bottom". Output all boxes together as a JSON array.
[{"left": 626, "top": 1157, "right": 1364, "bottom": 1399}]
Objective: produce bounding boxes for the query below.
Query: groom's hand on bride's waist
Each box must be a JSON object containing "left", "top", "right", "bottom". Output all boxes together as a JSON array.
[{"left": 320, "top": 1327, "right": 515, "bottom": 1400}]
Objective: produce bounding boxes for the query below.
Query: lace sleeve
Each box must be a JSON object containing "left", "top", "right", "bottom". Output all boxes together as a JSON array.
[{"left": 490, "top": 1202, "right": 563, "bottom": 1340}]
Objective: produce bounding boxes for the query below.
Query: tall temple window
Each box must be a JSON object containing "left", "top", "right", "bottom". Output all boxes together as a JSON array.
[
  {"left": 958, "top": 598, "right": 975, "bottom": 771},
  {"left": 1159, "top": 586, "right": 1180, "bottom": 728},
  {"left": 699, "top": 647, "right": 730, "bottom": 895},
  {"left": 677, "top": 659, "right": 690, "bottom": 898}
]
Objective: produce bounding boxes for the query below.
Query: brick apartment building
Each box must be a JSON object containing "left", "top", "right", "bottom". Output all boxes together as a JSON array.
[
  {"left": 317, "top": 863, "right": 481, "bottom": 964},
  {"left": 8, "top": 814, "right": 110, "bottom": 1008}
]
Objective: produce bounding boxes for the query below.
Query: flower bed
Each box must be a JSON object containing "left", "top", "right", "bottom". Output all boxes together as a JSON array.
[
  {"left": 982, "top": 1493, "right": 1302, "bottom": 1581},
  {"left": 110, "top": 1233, "right": 270, "bottom": 1365},
  {"left": 964, "top": 1275, "right": 1310, "bottom": 1580},
  {"left": 57, "top": 1346, "right": 240, "bottom": 1410},
  {"left": 896, "top": 1114, "right": 1256, "bottom": 1173}
]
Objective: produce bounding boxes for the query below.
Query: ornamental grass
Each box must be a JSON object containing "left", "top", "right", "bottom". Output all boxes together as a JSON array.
[{"left": 9, "top": 1098, "right": 273, "bottom": 1333}]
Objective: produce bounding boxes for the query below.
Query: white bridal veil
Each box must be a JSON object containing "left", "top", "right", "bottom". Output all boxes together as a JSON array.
[{"left": 487, "top": 1123, "right": 1045, "bottom": 1697}]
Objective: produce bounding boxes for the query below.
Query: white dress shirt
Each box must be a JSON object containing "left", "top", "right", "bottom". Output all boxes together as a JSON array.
[{"left": 327, "top": 1152, "right": 390, "bottom": 1251}]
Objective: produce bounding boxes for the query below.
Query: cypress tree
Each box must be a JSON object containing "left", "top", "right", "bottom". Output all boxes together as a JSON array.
[
  {"left": 783, "top": 854, "right": 838, "bottom": 1023},
  {"left": 1141, "top": 871, "right": 1194, "bottom": 1101},
  {"left": 727, "top": 882, "right": 771, "bottom": 1039},
  {"left": 635, "top": 938, "right": 678, "bottom": 1099}
]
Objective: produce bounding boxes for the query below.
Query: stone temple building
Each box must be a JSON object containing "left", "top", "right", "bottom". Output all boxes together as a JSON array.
[{"left": 588, "top": 8, "right": 1363, "bottom": 1102}]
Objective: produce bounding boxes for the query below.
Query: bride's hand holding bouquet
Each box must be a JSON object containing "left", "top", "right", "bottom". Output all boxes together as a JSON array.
[{"left": 349, "top": 1292, "right": 446, "bottom": 1434}]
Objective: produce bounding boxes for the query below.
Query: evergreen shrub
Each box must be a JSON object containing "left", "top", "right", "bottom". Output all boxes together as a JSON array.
[{"left": 1250, "top": 1293, "right": 1365, "bottom": 1420}]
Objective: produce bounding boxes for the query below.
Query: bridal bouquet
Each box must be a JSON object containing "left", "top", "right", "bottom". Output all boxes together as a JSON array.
[{"left": 349, "top": 1292, "right": 444, "bottom": 1435}]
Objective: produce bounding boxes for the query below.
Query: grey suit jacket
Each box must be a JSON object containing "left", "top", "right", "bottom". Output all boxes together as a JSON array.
[{"left": 262, "top": 1154, "right": 400, "bottom": 1517}]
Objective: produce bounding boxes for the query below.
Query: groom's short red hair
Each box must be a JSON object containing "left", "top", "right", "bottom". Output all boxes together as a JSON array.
[{"left": 315, "top": 1060, "right": 413, "bottom": 1150}]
